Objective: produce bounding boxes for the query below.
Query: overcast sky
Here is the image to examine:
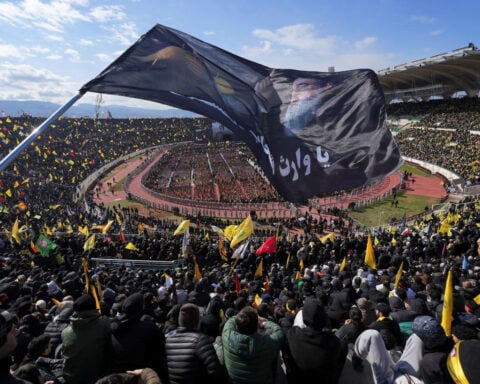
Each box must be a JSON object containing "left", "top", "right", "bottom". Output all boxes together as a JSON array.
[{"left": 0, "top": 0, "right": 478, "bottom": 110}]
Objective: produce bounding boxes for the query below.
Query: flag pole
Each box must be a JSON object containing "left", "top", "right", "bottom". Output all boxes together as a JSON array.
[{"left": 0, "top": 92, "right": 84, "bottom": 171}]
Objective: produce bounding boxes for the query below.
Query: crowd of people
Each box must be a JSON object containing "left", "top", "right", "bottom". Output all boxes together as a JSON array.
[
  {"left": 0, "top": 191, "right": 480, "bottom": 384},
  {"left": 142, "top": 142, "right": 283, "bottom": 204},
  {"left": 0, "top": 98, "right": 479, "bottom": 383},
  {"left": 392, "top": 97, "right": 480, "bottom": 185}
]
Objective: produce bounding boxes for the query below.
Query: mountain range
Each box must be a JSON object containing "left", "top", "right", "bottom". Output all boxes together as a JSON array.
[{"left": 0, "top": 100, "right": 198, "bottom": 119}]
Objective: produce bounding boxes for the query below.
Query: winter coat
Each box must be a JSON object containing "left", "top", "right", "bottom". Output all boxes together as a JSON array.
[
  {"left": 61, "top": 310, "right": 112, "bottom": 384},
  {"left": 287, "top": 326, "right": 342, "bottom": 384},
  {"left": 111, "top": 315, "right": 169, "bottom": 384},
  {"left": 221, "top": 317, "right": 284, "bottom": 384},
  {"left": 165, "top": 327, "right": 225, "bottom": 384}
]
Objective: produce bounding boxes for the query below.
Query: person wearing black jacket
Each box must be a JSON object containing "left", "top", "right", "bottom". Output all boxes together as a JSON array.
[
  {"left": 110, "top": 293, "right": 169, "bottom": 384},
  {"left": 165, "top": 303, "right": 225, "bottom": 384}
]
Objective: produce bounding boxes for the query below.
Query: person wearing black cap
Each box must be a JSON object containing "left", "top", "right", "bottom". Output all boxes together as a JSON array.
[
  {"left": 61, "top": 294, "right": 112, "bottom": 384},
  {"left": 110, "top": 292, "right": 169, "bottom": 384},
  {"left": 0, "top": 310, "right": 31, "bottom": 384}
]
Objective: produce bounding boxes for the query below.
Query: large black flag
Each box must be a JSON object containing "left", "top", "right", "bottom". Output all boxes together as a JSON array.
[{"left": 81, "top": 24, "right": 402, "bottom": 203}]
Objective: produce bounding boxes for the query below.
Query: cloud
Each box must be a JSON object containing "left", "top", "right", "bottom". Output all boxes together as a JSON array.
[
  {"left": 95, "top": 53, "right": 112, "bottom": 62},
  {"left": 410, "top": 15, "right": 436, "bottom": 24},
  {"left": 102, "top": 21, "right": 139, "bottom": 46},
  {"left": 46, "top": 54, "right": 62, "bottom": 60},
  {"left": 242, "top": 41, "right": 273, "bottom": 57},
  {"left": 89, "top": 5, "right": 125, "bottom": 22},
  {"left": 65, "top": 48, "right": 80, "bottom": 62},
  {"left": 0, "top": 62, "right": 74, "bottom": 102},
  {"left": 79, "top": 38, "right": 94, "bottom": 46},
  {"left": 0, "top": 44, "right": 32, "bottom": 59},
  {"left": 354, "top": 36, "right": 377, "bottom": 50},
  {"left": 251, "top": 24, "right": 337, "bottom": 54},
  {"left": 429, "top": 29, "right": 443, "bottom": 36},
  {"left": 0, "top": 0, "right": 90, "bottom": 33}
]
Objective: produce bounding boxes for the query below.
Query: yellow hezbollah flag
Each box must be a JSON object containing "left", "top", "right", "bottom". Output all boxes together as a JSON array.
[
  {"left": 102, "top": 220, "right": 114, "bottom": 234},
  {"left": 83, "top": 234, "right": 96, "bottom": 252},
  {"left": 230, "top": 215, "right": 254, "bottom": 248},
  {"left": 365, "top": 234, "right": 376, "bottom": 270},
  {"left": 125, "top": 242, "right": 139, "bottom": 251},
  {"left": 194, "top": 257, "right": 202, "bottom": 282},
  {"left": 174, "top": 220, "right": 190, "bottom": 236},
  {"left": 319, "top": 232, "right": 335, "bottom": 244},
  {"left": 255, "top": 258, "right": 263, "bottom": 277},
  {"left": 394, "top": 262, "right": 404, "bottom": 290},
  {"left": 339, "top": 257, "right": 346, "bottom": 272},
  {"left": 223, "top": 224, "right": 236, "bottom": 240},
  {"left": 11, "top": 218, "right": 21, "bottom": 245},
  {"left": 441, "top": 270, "right": 453, "bottom": 337}
]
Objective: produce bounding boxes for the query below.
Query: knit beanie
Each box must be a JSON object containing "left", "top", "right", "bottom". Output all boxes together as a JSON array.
[
  {"left": 178, "top": 303, "right": 200, "bottom": 329},
  {"left": 121, "top": 293, "right": 144, "bottom": 319},
  {"left": 302, "top": 299, "right": 326, "bottom": 330},
  {"left": 73, "top": 294, "right": 96, "bottom": 312},
  {"left": 412, "top": 315, "right": 447, "bottom": 349}
]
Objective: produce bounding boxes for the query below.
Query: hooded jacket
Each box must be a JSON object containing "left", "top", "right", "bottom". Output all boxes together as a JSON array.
[{"left": 61, "top": 309, "right": 112, "bottom": 384}]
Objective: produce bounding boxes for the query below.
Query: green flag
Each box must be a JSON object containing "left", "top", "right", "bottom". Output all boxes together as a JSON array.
[{"left": 36, "top": 234, "right": 57, "bottom": 257}]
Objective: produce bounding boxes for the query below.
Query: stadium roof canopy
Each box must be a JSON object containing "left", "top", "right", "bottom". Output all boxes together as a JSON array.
[{"left": 376, "top": 43, "right": 480, "bottom": 103}]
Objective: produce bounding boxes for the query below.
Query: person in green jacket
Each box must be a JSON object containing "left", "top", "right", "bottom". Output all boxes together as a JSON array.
[
  {"left": 220, "top": 305, "right": 285, "bottom": 384},
  {"left": 61, "top": 294, "right": 112, "bottom": 384}
]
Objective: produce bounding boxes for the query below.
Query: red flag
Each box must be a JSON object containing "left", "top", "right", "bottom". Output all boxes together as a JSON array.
[
  {"left": 441, "top": 242, "right": 447, "bottom": 258},
  {"left": 255, "top": 236, "right": 277, "bottom": 255},
  {"left": 119, "top": 231, "right": 126, "bottom": 244},
  {"left": 235, "top": 272, "right": 241, "bottom": 293}
]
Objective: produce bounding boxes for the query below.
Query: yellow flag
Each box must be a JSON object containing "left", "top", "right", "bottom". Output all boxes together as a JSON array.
[
  {"left": 254, "top": 293, "right": 262, "bottom": 308},
  {"left": 285, "top": 253, "right": 291, "bottom": 269},
  {"left": 194, "top": 257, "right": 202, "bottom": 282},
  {"left": 11, "top": 218, "right": 21, "bottom": 245},
  {"left": 339, "top": 257, "right": 346, "bottom": 272},
  {"left": 90, "top": 284, "right": 101, "bottom": 313},
  {"left": 299, "top": 258, "right": 304, "bottom": 271},
  {"left": 394, "top": 262, "right": 404, "bottom": 290},
  {"left": 83, "top": 234, "right": 96, "bottom": 252},
  {"left": 474, "top": 293, "right": 480, "bottom": 306},
  {"left": 137, "top": 222, "right": 144, "bottom": 234},
  {"left": 173, "top": 220, "right": 190, "bottom": 236},
  {"left": 5, "top": 189, "right": 12, "bottom": 198},
  {"left": 115, "top": 212, "right": 122, "bottom": 225},
  {"left": 218, "top": 237, "right": 228, "bottom": 262},
  {"left": 51, "top": 298, "right": 61, "bottom": 307},
  {"left": 102, "top": 220, "right": 114, "bottom": 234},
  {"left": 82, "top": 258, "right": 90, "bottom": 293},
  {"left": 78, "top": 225, "right": 89, "bottom": 237},
  {"left": 295, "top": 270, "right": 302, "bottom": 281},
  {"left": 365, "top": 234, "right": 376, "bottom": 270},
  {"left": 13, "top": 180, "right": 19, "bottom": 189},
  {"left": 319, "top": 232, "right": 335, "bottom": 244},
  {"left": 230, "top": 216, "right": 254, "bottom": 248},
  {"left": 441, "top": 270, "right": 453, "bottom": 337},
  {"left": 255, "top": 258, "right": 263, "bottom": 277},
  {"left": 125, "top": 242, "right": 139, "bottom": 251},
  {"left": 223, "top": 224, "right": 236, "bottom": 240}
]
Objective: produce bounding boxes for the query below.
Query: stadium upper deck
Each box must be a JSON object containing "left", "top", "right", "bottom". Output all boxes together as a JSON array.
[{"left": 377, "top": 43, "right": 480, "bottom": 103}]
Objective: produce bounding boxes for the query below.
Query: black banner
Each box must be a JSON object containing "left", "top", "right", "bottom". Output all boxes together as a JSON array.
[{"left": 81, "top": 24, "right": 402, "bottom": 203}]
